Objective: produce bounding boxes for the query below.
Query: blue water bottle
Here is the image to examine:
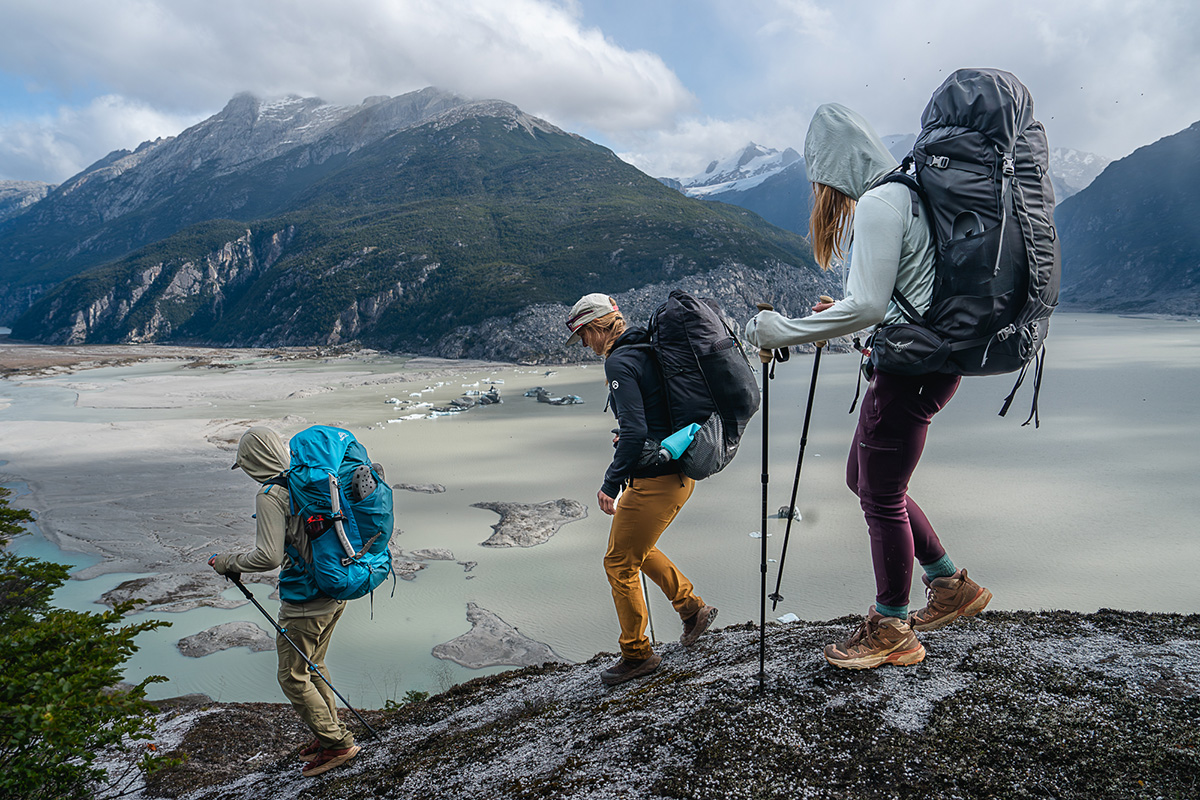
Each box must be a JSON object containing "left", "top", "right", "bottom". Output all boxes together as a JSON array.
[{"left": 660, "top": 423, "right": 701, "bottom": 459}]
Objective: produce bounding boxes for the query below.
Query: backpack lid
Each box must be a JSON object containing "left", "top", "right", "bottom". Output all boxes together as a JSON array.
[
  {"left": 289, "top": 425, "right": 357, "bottom": 475},
  {"left": 920, "top": 68, "right": 1034, "bottom": 150}
]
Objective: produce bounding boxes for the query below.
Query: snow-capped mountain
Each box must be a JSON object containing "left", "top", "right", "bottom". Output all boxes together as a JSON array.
[
  {"left": 679, "top": 143, "right": 801, "bottom": 197},
  {"left": 1049, "top": 148, "right": 1111, "bottom": 199},
  {"left": 667, "top": 136, "right": 1109, "bottom": 238}
]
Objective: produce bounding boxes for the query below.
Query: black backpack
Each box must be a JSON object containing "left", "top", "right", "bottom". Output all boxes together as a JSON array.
[
  {"left": 867, "top": 68, "right": 1061, "bottom": 424},
  {"left": 638, "top": 290, "right": 761, "bottom": 480}
]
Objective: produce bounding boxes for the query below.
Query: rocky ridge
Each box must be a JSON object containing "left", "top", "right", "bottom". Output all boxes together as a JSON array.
[
  {"left": 0, "top": 179, "right": 53, "bottom": 221},
  {"left": 431, "top": 260, "right": 845, "bottom": 364},
  {"left": 108, "top": 609, "right": 1198, "bottom": 800}
]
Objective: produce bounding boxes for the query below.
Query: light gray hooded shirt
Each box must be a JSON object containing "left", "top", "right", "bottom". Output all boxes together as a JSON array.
[
  {"left": 744, "top": 103, "right": 935, "bottom": 348},
  {"left": 214, "top": 426, "right": 340, "bottom": 618}
]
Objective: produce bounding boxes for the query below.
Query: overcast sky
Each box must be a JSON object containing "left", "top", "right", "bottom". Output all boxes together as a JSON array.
[{"left": 1, "top": 0, "right": 1196, "bottom": 184}]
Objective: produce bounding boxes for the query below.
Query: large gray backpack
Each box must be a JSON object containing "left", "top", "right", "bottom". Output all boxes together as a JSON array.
[{"left": 868, "top": 68, "right": 1061, "bottom": 424}]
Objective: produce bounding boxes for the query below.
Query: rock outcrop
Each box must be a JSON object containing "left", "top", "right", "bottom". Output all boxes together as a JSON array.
[
  {"left": 176, "top": 621, "right": 276, "bottom": 658},
  {"left": 431, "top": 602, "right": 567, "bottom": 669},
  {"left": 473, "top": 499, "right": 587, "bottom": 547}
]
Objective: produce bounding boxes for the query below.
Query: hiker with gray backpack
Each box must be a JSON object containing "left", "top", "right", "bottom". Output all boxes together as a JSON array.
[
  {"left": 209, "top": 425, "right": 394, "bottom": 775},
  {"left": 745, "top": 69, "right": 1058, "bottom": 669},
  {"left": 565, "top": 291, "right": 761, "bottom": 685}
]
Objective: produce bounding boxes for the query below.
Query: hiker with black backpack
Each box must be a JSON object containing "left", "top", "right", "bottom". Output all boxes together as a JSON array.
[
  {"left": 565, "top": 293, "right": 720, "bottom": 686},
  {"left": 208, "top": 426, "right": 363, "bottom": 776},
  {"left": 744, "top": 102, "right": 994, "bottom": 670}
]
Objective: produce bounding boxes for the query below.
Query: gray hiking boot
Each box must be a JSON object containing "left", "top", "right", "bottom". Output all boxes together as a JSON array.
[
  {"left": 908, "top": 569, "right": 992, "bottom": 632},
  {"left": 680, "top": 604, "right": 718, "bottom": 647},
  {"left": 823, "top": 607, "right": 926, "bottom": 670},
  {"left": 600, "top": 653, "right": 662, "bottom": 686}
]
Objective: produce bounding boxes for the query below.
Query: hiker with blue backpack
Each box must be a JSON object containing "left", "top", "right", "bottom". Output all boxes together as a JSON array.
[
  {"left": 566, "top": 293, "right": 722, "bottom": 686},
  {"left": 209, "top": 425, "right": 393, "bottom": 775},
  {"left": 745, "top": 70, "right": 1059, "bottom": 670}
]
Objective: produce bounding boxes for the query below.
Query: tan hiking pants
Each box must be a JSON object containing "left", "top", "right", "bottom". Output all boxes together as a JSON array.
[
  {"left": 604, "top": 474, "right": 704, "bottom": 659},
  {"left": 276, "top": 605, "right": 354, "bottom": 749}
]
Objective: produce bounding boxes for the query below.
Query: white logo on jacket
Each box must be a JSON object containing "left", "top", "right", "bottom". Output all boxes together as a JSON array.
[{"left": 610, "top": 380, "right": 619, "bottom": 390}]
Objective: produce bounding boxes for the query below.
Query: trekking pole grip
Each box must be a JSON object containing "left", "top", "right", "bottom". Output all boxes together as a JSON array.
[
  {"left": 756, "top": 303, "right": 774, "bottom": 364},
  {"left": 815, "top": 296, "right": 834, "bottom": 348}
]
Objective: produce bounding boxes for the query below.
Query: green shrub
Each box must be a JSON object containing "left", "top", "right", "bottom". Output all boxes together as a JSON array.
[{"left": 0, "top": 489, "right": 172, "bottom": 800}]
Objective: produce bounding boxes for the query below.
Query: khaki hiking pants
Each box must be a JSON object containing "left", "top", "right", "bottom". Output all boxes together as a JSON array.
[
  {"left": 277, "top": 605, "right": 354, "bottom": 750},
  {"left": 605, "top": 473, "right": 704, "bottom": 660}
]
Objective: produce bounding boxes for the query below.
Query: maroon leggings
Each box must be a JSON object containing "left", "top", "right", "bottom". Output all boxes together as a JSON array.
[{"left": 845, "top": 370, "right": 961, "bottom": 610}]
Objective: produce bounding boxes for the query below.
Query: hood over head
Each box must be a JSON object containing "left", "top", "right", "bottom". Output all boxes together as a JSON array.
[
  {"left": 232, "top": 426, "right": 288, "bottom": 483},
  {"left": 803, "top": 103, "right": 898, "bottom": 200}
]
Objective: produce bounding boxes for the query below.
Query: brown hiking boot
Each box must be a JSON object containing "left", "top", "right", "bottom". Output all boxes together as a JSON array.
[
  {"left": 909, "top": 569, "right": 992, "bottom": 632},
  {"left": 680, "top": 604, "right": 718, "bottom": 647},
  {"left": 600, "top": 653, "right": 662, "bottom": 686},
  {"left": 298, "top": 738, "right": 322, "bottom": 762},
  {"left": 823, "top": 607, "right": 926, "bottom": 670},
  {"left": 301, "top": 744, "right": 360, "bottom": 777}
]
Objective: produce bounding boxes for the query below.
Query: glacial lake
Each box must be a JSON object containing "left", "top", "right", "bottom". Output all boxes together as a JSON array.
[{"left": 1, "top": 312, "right": 1197, "bottom": 707}]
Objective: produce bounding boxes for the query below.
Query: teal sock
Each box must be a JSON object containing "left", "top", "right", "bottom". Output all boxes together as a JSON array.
[
  {"left": 923, "top": 554, "right": 957, "bottom": 580},
  {"left": 875, "top": 601, "right": 908, "bottom": 619}
]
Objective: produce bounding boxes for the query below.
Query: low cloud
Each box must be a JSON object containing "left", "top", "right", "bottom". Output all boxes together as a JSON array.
[
  {"left": 743, "top": 0, "right": 1200, "bottom": 161},
  {"left": 0, "top": 96, "right": 201, "bottom": 184},
  {"left": 616, "top": 109, "right": 811, "bottom": 181},
  {"left": 0, "top": 0, "right": 693, "bottom": 181}
]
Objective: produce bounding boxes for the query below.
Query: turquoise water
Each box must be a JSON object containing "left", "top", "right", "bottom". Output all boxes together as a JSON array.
[{"left": 1, "top": 313, "right": 1197, "bottom": 706}]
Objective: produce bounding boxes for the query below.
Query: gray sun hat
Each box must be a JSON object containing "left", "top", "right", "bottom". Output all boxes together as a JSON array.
[{"left": 564, "top": 293, "right": 619, "bottom": 346}]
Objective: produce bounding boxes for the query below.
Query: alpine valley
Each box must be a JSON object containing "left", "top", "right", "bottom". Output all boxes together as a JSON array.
[
  {"left": 1, "top": 88, "right": 837, "bottom": 363},
  {"left": 4, "top": 88, "right": 1197, "bottom": 361}
]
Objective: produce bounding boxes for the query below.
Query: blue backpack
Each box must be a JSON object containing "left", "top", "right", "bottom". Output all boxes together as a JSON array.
[{"left": 275, "top": 425, "right": 394, "bottom": 603}]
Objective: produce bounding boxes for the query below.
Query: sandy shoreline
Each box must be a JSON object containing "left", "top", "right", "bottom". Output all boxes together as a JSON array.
[
  {"left": 1, "top": 343, "right": 591, "bottom": 666},
  {"left": 0, "top": 343, "right": 528, "bottom": 574}
]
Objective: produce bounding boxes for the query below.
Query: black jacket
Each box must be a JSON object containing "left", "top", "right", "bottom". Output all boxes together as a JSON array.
[{"left": 601, "top": 327, "right": 681, "bottom": 497}]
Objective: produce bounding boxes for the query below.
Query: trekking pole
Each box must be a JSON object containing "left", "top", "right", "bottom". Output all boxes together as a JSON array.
[
  {"left": 641, "top": 573, "right": 657, "bottom": 646},
  {"left": 768, "top": 296, "right": 832, "bottom": 611},
  {"left": 755, "top": 302, "right": 775, "bottom": 692},
  {"left": 226, "top": 574, "right": 381, "bottom": 740}
]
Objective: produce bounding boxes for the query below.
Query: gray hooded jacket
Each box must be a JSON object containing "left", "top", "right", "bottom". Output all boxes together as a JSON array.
[
  {"left": 744, "top": 103, "right": 935, "bottom": 348},
  {"left": 213, "top": 426, "right": 340, "bottom": 618}
]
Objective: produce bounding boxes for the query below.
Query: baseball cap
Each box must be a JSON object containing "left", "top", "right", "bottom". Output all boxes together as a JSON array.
[{"left": 564, "top": 293, "right": 619, "bottom": 346}]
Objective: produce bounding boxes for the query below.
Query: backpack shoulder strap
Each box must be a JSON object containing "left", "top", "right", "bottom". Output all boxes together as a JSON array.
[
  {"left": 261, "top": 472, "right": 294, "bottom": 512},
  {"left": 871, "top": 159, "right": 938, "bottom": 328}
]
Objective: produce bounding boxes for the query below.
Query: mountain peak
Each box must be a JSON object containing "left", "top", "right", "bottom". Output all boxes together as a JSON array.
[{"left": 682, "top": 143, "right": 802, "bottom": 196}]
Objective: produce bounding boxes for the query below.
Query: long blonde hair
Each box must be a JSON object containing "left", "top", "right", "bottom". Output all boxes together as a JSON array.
[
  {"left": 586, "top": 311, "right": 627, "bottom": 357},
  {"left": 808, "top": 182, "right": 856, "bottom": 270}
]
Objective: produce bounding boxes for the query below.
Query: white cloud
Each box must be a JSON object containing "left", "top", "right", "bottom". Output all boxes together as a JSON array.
[
  {"left": 1, "top": 0, "right": 1196, "bottom": 184},
  {"left": 0, "top": 96, "right": 201, "bottom": 184},
  {"left": 616, "top": 109, "right": 810, "bottom": 180},
  {"left": 0, "top": 0, "right": 694, "bottom": 180},
  {"left": 740, "top": 0, "right": 1200, "bottom": 161}
]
